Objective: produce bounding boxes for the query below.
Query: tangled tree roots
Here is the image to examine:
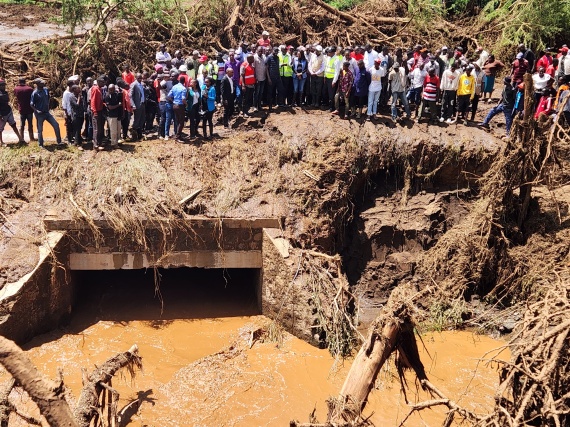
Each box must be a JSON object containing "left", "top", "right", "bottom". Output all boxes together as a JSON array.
[{"left": 481, "top": 281, "right": 570, "bottom": 427}]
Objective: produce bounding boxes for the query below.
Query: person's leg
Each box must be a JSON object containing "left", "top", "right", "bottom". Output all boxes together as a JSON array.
[
  {"left": 164, "top": 104, "right": 173, "bottom": 139},
  {"left": 441, "top": 91, "right": 449, "bottom": 120},
  {"left": 176, "top": 107, "right": 185, "bottom": 138},
  {"left": 504, "top": 108, "right": 513, "bottom": 136},
  {"left": 9, "top": 122, "right": 23, "bottom": 143},
  {"left": 367, "top": 91, "right": 375, "bottom": 117},
  {"left": 35, "top": 113, "right": 45, "bottom": 146},
  {"left": 26, "top": 114, "right": 35, "bottom": 140},
  {"left": 325, "top": 78, "right": 333, "bottom": 110},
  {"left": 417, "top": 99, "right": 425, "bottom": 120},
  {"left": 315, "top": 78, "right": 323, "bottom": 107},
  {"left": 19, "top": 113, "right": 26, "bottom": 141},
  {"left": 107, "top": 117, "right": 117, "bottom": 146},
  {"left": 391, "top": 92, "right": 399, "bottom": 120},
  {"left": 470, "top": 94, "right": 480, "bottom": 121},
  {"left": 207, "top": 111, "right": 213, "bottom": 137},
  {"left": 45, "top": 113, "right": 62, "bottom": 144},
  {"left": 481, "top": 104, "right": 501, "bottom": 125},
  {"left": 74, "top": 117, "right": 83, "bottom": 145},
  {"left": 158, "top": 102, "right": 166, "bottom": 138},
  {"left": 400, "top": 92, "right": 411, "bottom": 118},
  {"left": 292, "top": 78, "right": 299, "bottom": 106}
]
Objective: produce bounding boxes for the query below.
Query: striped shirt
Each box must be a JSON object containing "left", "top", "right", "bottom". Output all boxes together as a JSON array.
[{"left": 423, "top": 75, "right": 440, "bottom": 101}]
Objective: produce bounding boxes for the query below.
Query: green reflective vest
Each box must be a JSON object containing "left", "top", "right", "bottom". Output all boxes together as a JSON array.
[
  {"left": 279, "top": 53, "right": 293, "bottom": 77},
  {"left": 325, "top": 56, "right": 337, "bottom": 79}
]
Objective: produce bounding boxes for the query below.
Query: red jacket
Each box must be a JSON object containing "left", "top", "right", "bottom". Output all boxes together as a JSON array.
[{"left": 90, "top": 85, "right": 103, "bottom": 113}]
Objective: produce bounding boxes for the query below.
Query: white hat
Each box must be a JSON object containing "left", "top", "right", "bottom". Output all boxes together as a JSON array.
[
  {"left": 262, "top": 30, "right": 269, "bottom": 36},
  {"left": 441, "top": 46, "right": 448, "bottom": 50},
  {"left": 179, "top": 64, "right": 188, "bottom": 72},
  {"left": 316, "top": 45, "right": 323, "bottom": 52},
  {"left": 67, "top": 75, "right": 79, "bottom": 82},
  {"left": 279, "top": 44, "right": 286, "bottom": 49}
]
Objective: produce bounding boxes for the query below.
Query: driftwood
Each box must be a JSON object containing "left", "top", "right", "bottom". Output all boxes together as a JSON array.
[{"left": 0, "top": 336, "right": 76, "bottom": 427}]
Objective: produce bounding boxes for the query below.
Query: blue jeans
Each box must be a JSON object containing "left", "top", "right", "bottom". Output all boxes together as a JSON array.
[
  {"left": 482, "top": 103, "right": 513, "bottom": 136},
  {"left": 158, "top": 101, "right": 167, "bottom": 137},
  {"left": 293, "top": 77, "right": 307, "bottom": 96},
  {"left": 164, "top": 102, "right": 174, "bottom": 137},
  {"left": 367, "top": 90, "right": 380, "bottom": 116},
  {"left": 34, "top": 111, "right": 61, "bottom": 145},
  {"left": 407, "top": 86, "right": 422, "bottom": 105},
  {"left": 391, "top": 91, "right": 411, "bottom": 119}
]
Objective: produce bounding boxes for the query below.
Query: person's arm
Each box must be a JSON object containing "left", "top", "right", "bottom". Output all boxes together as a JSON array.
[{"left": 128, "top": 85, "right": 136, "bottom": 110}]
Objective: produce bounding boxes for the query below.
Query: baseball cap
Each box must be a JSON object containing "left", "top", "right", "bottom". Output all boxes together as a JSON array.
[
  {"left": 200, "top": 55, "right": 208, "bottom": 62},
  {"left": 560, "top": 47, "right": 569, "bottom": 53},
  {"left": 262, "top": 31, "right": 269, "bottom": 36},
  {"left": 179, "top": 64, "right": 188, "bottom": 72},
  {"left": 393, "top": 62, "right": 400, "bottom": 67},
  {"left": 316, "top": 45, "right": 323, "bottom": 52},
  {"left": 374, "top": 58, "right": 382, "bottom": 64}
]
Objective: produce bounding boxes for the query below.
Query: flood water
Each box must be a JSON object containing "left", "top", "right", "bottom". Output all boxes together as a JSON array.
[{"left": 1, "top": 268, "right": 507, "bottom": 426}]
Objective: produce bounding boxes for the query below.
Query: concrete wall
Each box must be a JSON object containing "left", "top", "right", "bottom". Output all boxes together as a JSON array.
[
  {"left": 262, "top": 229, "right": 316, "bottom": 344},
  {"left": 0, "top": 232, "right": 71, "bottom": 344}
]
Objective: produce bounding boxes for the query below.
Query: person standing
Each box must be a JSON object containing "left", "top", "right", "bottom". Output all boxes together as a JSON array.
[
  {"left": 333, "top": 61, "right": 354, "bottom": 119},
  {"left": 90, "top": 77, "right": 105, "bottom": 150},
  {"left": 439, "top": 62, "right": 460, "bottom": 123},
  {"left": 278, "top": 45, "right": 293, "bottom": 106},
  {"left": 471, "top": 63, "right": 484, "bottom": 122},
  {"left": 511, "top": 52, "right": 529, "bottom": 86},
  {"left": 407, "top": 63, "right": 427, "bottom": 115},
  {"left": 0, "top": 79, "right": 25, "bottom": 146},
  {"left": 156, "top": 44, "right": 172, "bottom": 68},
  {"left": 253, "top": 46, "right": 267, "bottom": 111},
  {"left": 129, "top": 73, "right": 146, "bottom": 141},
  {"left": 240, "top": 54, "right": 256, "bottom": 117},
  {"left": 388, "top": 62, "right": 411, "bottom": 122},
  {"left": 456, "top": 64, "right": 476, "bottom": 122},
  {"left": 69, "top": 84, "right": 84, "bottom": 149},
  {"left": 292, "top": 49, "right": 308, "bottom": 107},
  {"left": 367, "top": 58, "right": 385, "bottom": 120},
  {"left": 308, "top": 45, "right": 325, "bottom": 108},
  {"left": 103, "top": 84, "right": 122, "bottom": 148},
  {"left": 378, "top": 46, "right": 393, "bottom": 107},
  {"left": 30, "top": 78, "right": 62, "bottom": 147},
  {"left": 122, "top": 65, "right": 135, "bottom": 86},
  {"left": 201, "top": 77, "right": 216, "bottom": 140},
  {"left": 363, "top": 44, "right": 379, "bottom": 71},
  {"left": 167, "top": 75, "right": 187, "bottom": 141},
  {"left": 481, "top": 55, "right": 504, "bottom": 102},
  {"left": 225, "top": 49, "right": 242, "bottom": 112},
  {"left": 265, "top": 47, "right": 283, "bottom": 111},
  {"left": 62, "top": 77, "right": 77, "bottom": 143},
  {"left": 417, "top": 67, "right": 440, "bottom": 124},
  {"left": 352, "top": 60, "right": 370, "bottom": 119},
  {"left": 323, "top": 48, "right": 339, "bottom": 112},
  {"left": 13, "top": 77, "right": 35, "bottom": 142},
  {"left": 187, "top": 79, "right": 201, "bottom": 138},
  {"left": 221, "top": 68, "right": 235, "bottom": 128},
  {"left": 81, "top": 77, "right": 93, "bottom": 141},
  {"left": 257, "top": 31, "right": 271, "bottom": 49},
  {"left": 214, "top": 52, "right": 226, "bottom": 104}
]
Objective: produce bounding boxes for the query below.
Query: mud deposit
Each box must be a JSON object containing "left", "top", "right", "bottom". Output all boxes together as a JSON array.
[{"left": 0, "top": 268, "right": 506, "bottom": 426}]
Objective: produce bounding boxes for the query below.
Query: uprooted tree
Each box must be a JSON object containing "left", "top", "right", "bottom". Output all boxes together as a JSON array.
[{"left": 0, "top": 336, "right": 142, "bottom": 427}]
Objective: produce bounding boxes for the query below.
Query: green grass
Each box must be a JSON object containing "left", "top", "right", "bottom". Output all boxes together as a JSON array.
[{"left": 324, "top": 0, "right": 363, "bottom": 10}]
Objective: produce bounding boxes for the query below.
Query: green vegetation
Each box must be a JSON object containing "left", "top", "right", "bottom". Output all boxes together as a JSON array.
[{"left": 324, "top": 0, "right": 363, "bottom": 10}]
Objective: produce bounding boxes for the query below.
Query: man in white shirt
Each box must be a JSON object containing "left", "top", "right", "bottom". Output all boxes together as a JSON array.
[
  {"left": 254, "top": 46, "right": 267, "bottom": 111},
  {"left": 407, "top": 63, "right": 427, "bottom": 114},
  {"left": 156, "top": 44, "right": 172, "bottom": 67},
  {"left": 439, "top": 62, "right": 461, "bottom": 122},
  {"left": 388, "top": 62, "right": 411, "bottom": 121},
  {"left": 364, "top": 44, "right": 379, "bottom": 71},
  {"left": 308, "top": 45, "right": 325, "bottom": 107},
  {"left": 532, "top": 66, "right": 553, "bottom": 109},
  {"left": 62, "top": 76, "right": 78, "bottom": 143},
  {"left": 367, "top": 58, "right": 385, "bottom": 119},
  {"left": 475, "top": 46, "right": 489, "bottom": 68}
]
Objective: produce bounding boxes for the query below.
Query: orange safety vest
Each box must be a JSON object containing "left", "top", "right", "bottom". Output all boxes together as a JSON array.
[{"left": 242, "top": 63, "right": 256, "bottom": 86}]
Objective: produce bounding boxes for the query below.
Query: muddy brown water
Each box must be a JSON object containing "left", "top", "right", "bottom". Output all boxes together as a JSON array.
[{"left": 1, "top": 268, "right": 507, "bottom": 426}]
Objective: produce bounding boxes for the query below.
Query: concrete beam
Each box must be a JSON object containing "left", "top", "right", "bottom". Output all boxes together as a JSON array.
[
  {"left": 69, "top": 250, "right": 262, "bottom": 270},
  {"left": 44, "top": 217, "right": 283, "bottom": 231}
]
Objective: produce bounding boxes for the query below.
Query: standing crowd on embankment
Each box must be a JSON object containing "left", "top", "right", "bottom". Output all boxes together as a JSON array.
[{"left": 1, "top": 33, "right": 570, "bottom": 149}]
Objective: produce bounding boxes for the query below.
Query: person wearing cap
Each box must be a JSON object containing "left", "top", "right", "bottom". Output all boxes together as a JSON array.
[
  {"left": 308, "top": 45, "right": 325, "bottom": 108},
  {"left": 156, "top": 44, "right": 172, "bottom": 67},
  {"left": 129, "top": 73, "right": 146, "bottom": 141},
  {"left": 30, "top": 78, "right": 63, "bottom": 146},
  {"left": 511, "top": 52, "right": 529, "bottom": 86},
  {"left": 278, "top": 45, "right": 293, "bottom": 107},
  {"left": 198, "top": 55, "right": 212, "bottom": 79},
  {"left": 258, "top": 31, "right": 271, "bottom": 49},
  {"left": 455, "top": 64, "right": 476, "bottom": 122},
  {"left": 367, "top": 58, "right": 386, "bottom": 120},
  {"left": 13, "top": 78, "right": 35, "bottom": 142},
  {"left": 478, "top": 76, "right": 515, "bottom": 138},
  {"left": 265, "top": 46, "right": 284, "bottom": 111},
  {"left": 439, "top": 61, "right": 460, "bottom": 123},
  {"left": 518, "top": 43, "right": 536, "bottom": 73},
  {"left": 481, "top": 54, "right": 504, "bottom": 102},
  {"left": 225, "top": 50, "right": 242, "bottom": 112},
  {"left": 253, "top": 46, "right": 267, "bottom": 111},
  {"left": 240, "top": 54, "right": 256, "bottom": 117},
  {"left": 0, "top": 79, "right": 25, "bottom": 146},
  {"left": 388, "top": 62, "right": 411, "bottom": 122},
  {"left": 178, "top": 64, "right": 190, "bottom": 88}
]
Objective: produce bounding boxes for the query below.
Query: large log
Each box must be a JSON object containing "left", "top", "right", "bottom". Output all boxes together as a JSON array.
[{"left": 0, "top": 336, "right": 77, "bottom": 427}]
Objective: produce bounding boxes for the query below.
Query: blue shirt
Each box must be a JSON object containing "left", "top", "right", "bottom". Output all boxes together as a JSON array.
[
  {"left": 201, "top": 85, "right": 216, "bottom": 112},
  {"left": 168, "top": 83, "right": 187, "bottom": 105},
  {"left": 30, "top": 88, "right": 50, "bottom": 113}
]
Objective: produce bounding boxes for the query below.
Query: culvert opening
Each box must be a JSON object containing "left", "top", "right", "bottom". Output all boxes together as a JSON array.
[{"left": 71, "top": 267, "right": 261, "bottom": 323}]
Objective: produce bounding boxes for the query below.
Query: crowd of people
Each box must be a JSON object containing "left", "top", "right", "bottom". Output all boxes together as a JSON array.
[{"left": 2, "top": 33, "right": 570, "bottom": 148}]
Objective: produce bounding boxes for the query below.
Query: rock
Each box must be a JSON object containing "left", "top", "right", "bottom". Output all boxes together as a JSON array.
[
  {"left": 385, "top": 251, "right": 416, "bottom": 274},
  {"left": 501, "top": 319, "right": 517, "bottom": 333}
]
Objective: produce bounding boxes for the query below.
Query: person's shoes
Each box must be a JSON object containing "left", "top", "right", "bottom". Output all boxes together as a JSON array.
[
  {"left": 477, "top": 122, "right": 490, "bottom": 129},
  {"left": 356, "top": 112, "right": 361, "bottom": 119},
  {"left": 243, "top": 114, "right": 250, "bottom": 118},
  {"left": 164, "top": 135, "right": 169, "bottom": 141},
  {"left": 367, "top": 115, "right": 372, "bottom": 121},
  {"left": 439, "top": 117, "right": 445, "bottom": 123},
  {"left": 97, "top": 146, "right": 105, "bottom": 151},
  {"left": 445, "top": 118, "right": 454, "bottom": 124},
  {"left": 252, "top": 107, "right": 258, "bottom": 112},
  {"left": 331, "top": 110, "right": 339, "bottom": 115},
  {"left": 18, "top": 140, "right": 26, "bottom": 144}
]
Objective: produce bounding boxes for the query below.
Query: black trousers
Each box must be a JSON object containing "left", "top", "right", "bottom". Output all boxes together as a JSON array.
[
  {"left": 325, "top": 78, "right": 335, "bottom": 110},
  {"left": 202, "top": 110, "right": 214, "bottom": 137},
  {"left": 72, "top": 117, "right": 84, "bottom": 145},
  {"left": 242, "top": 86, "right": 254, "bottom": 114},
  {"left": 224, "top": 98, "right": 235, "bottom": 127},
  {"left": 189, "top": 103, "right": 200, "bottom": 136}
]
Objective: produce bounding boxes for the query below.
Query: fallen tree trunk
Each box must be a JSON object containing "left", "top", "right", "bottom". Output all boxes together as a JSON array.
[
  {"left": 73, "top": 344, "right": 142, "bottom": 427},
  {"left": 0, "top": 336, "right": 76, "bottom": 427}
]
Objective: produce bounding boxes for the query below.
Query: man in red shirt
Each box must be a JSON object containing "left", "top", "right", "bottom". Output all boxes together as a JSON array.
[
  {"left": 13, "top": 77, "right": 36, "bottom": 141},
  {"left": 90, "top": 76, "right": 105, "bottom": 150},
  {"left": 257, "top": 31, "right": 271, "bottom": 48},
  {"left": 417, "top": 67, "right": 440, "bottom": 124},
  {"left": 122, "top": 65, "right": 136, "bottom": 86}
]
